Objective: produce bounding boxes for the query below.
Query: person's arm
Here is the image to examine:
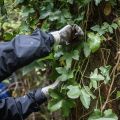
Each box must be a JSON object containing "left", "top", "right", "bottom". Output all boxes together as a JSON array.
[
  {"left": 0, "top": 88, "right": 46, "bottom": 120},
  {"left": 0, "top": 28, "right": 54, "bottom": 81},
  {"left": 0, "top": 24, "right": 83, "bottom": 81},
  {"left": 0, "top": 79, "right": 60, "bottom": 120}
]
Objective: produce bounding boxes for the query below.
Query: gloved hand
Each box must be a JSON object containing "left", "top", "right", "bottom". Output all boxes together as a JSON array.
[
  {"left": 41, "top": 79, "right": 61, "bottom": 97},
  {"left": 50, "top": 24, "right": 84, "bottom": 44}
]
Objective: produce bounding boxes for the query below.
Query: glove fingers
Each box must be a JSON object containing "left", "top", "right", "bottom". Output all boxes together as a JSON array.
[
  {"left": 60, "top": 25, "right": 72, "bottom": 33},
  {"left": 72, "top": 24, "right": 84, "bottom": 36}
]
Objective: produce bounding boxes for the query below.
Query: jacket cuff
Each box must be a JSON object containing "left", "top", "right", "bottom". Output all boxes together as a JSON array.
[
  {"left": 50, "top": 31, "right": 60, "bottom": 44},
  {"left": 49, "top": 33, "right": 55, "bottom": 46},
  {"left": 35, "top": 88, "right": 47, "bottom": 105}
]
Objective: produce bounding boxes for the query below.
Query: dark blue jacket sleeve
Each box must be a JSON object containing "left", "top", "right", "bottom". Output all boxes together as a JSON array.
[
  {"left": 0, "top": 28, "right": 54, "bottom": 119},
  {"left": 0, "top": 88, "right": 47, "bottom": 120},
  {"left": 0, "top": 28, "right": 54, "bottom": 81}
]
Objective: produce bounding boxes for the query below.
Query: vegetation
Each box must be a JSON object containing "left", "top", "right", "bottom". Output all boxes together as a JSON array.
[{"left": 1, "top": 0, "right": 120, "bottom": 120}]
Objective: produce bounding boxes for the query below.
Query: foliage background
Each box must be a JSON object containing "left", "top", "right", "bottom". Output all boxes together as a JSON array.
[{"left": 1, "top": 0, "right": 120, "bottom": 120}]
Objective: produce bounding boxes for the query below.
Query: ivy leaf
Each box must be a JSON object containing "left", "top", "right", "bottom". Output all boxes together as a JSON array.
[
  {"left": 102, "top": 22, "right": 110, "bottom": 30},
  {"left": 39, "top": 11, "right": 51, "bottom": 19},
  {"left": 66, "top": 58, "right": 72, "bottom": 69},
  {"left": 94, "top": 0, "right": 102, "bottom": 6},
  {"left": 56, "top": 67, "right": 74, "bottom": 81},
  {"left": 117, "top": 19, "right": 120, "bottom": 26},
  {"left": 72, "top": 50, "right": 79, "bottom": 60},
  {"left": 48, "top": 99, "right": 63, "bottom": 112},
  {"left": 67, "top": 85, "right": 81, "bottom": 99},
  {"left": 91, "top": 25, "right": 105, "bottom": 35},
  {"left": 88, "top": 109, "right": 102, "bottom": 120},
  {"left": 67, "top": 0, "right": 73, "bottom": 4},
  {"left": 57, "top": 74, "right": 68, "bottom": 81},
  {"left": 49, "top": 90, "right": 62, "bottom": 99},
  {"left": 56, "top": 67, "right": 66, "bottom": 74},
  {"left": 108, "top": 26, "right": 113, "bottom": 33},
  {"left": 84, "top": 86, "right": 96, "bottom": 99},
  {"left": 63, "top": 53, "right": 72, "bottom": 69},
  {"left": 90, "top": 68, "right": 105, "bottom": 81},
  {"left": 21, "top": 7, "right": 35, "bottom": 17},
  {"left": 87, "top": 32, "right": 102, "bottom": 53},
  {"left": 91, "top": 25, "right": 100, "bottom": 32},
  {"left": 80, "top": 88, "right": 91, "bottom": 109},
  {"left": 88, "top": 109, "right": 118, "bottom": 120},
  {"left": 116, "top": 91, "right": 120, "bottom": 98},
  {"left": 15, "top": 0, "right": 24, "bottom": 5},
  {"left": 54, "top": 51, "right": 63, "bottom": 58},
  {"left": 62, "top": 99, "right": 75, "bottom": 117},
  {"left": 49, "top": 11, "right": 61, "bottom": 21},
  {"left": 111, "top": 23, "right": 118, "bottom": 29},
  {"left": 99, "top": 66, "right": 111, "bottom": 83},
  {"left": 83, "top": 42, "right": 91, "bottom": 57},
  {"left": 90, "top": 80, "right": 98, "bottom": 89},
  {"left": 104, "top": 109, "right": 118, "bottom": 119},
  {"left": 63, "top": 50, "right": 79, "bottom": 69},
  {"left": 99, "top": 66, "right": 111, "bottom": 76}
]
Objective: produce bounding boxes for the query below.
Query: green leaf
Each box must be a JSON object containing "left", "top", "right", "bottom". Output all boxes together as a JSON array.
[
  {"left": 63, "top": 50, "right": 79, "bottom": 69},
  {"left": 72, "top": 50, "right": 79, "bottom": 60},
  {"left": 83, "top": 42, "right": 91, "bottom": 57},
  {"left": 91, "top": 80, "right": 98, "bottom": 89},
  {"left": 54, "top": 51, "right": 63, "bottom": 58},
  {"left": 99, "top": 66, "right": 111, "bottom": 76},
  {"left": 84, "top": 86, "right": 96, "bottom": 99},
  {"left": 49, "top": 10, "right": 61, "bottom": 21},
  {"left": 94, "top": 0, "right": 102, "bottom": 6},
  {"left": 15, "top": 0, "right": 24, "bottom": 5},
  {"left": 63, "top": 53, "right": 72, "bottom": 69},
  {"left": 88, "top": 109, "right": 102, "bottom": 120},
  {"left": 66, "top": 58, "right": 72, "bottom": 69},
  {"left": 91, "top": 25, "right": 105, "bottom": 35},
  {"left": 117, "top": 20, "right": 120, "bottom": 26},
  {"left": 111, "top": 23, "right": 118, "bottom": 29},
  {"left": 21, "top": 7, "right": 35, "bottom": 17},
  {"left": 99, "top": 66, "right": 111, "bottom": 83},
  {"left": 48, "top": 99, "right": 63, "bottom": 112},
  {"left": 62, "top": 9, "right": 72, "bottom": 19},
  {"left": 39, "top": 11, "right": 51, "bottom": 19},
  {"left": 116, "top": 91, "right": 120, "bottom": 98},
  {"left": 90, "top": 68, "right": 105, "bottom": 81},
  {"left": 56, "top": 67, "right": 74, "bottom": 81},
  {"left": 80, "top": 88, "right": 91, "bottom": 109},
  {"left": 88, "top": 109, "right": 118, "bottom": 120},
  {"left": 57, "top": 74, "right": 68, "bottom": 81},
  {"left": 108, "top": 26, "right": 113, "bottom": 33},
  {"left": 91, "top": 25, "right": 100, "bottom": 32},
  {"left": 4, "top": 32, "right": 13, "bottom": 40},
  {"left": 49, "top": 90, "right": 62, "bottom": 99},
  {"left": 68, "top": 70, "right": 74, "bottom": 79},
  {"left": 3, "top": 79, "right": 10, "bottom": 84},
  {"left": 67, "top": 85, "right": 81, "bottom": 99},
  {"left": 102, "top": 22, "right": 110, "bottom": 30},
  {"left": 67, "top": 0, "right": 73, "bottom": 4},
  {"left": 87, "top": 32, "right": 102, "bottom": 53},
  {"left": 57, "top": 70, "right": 73, "bottom": 81},
  {"left": 56, "top": 67, "right": 66, "bottom": 74},
  {"left": 62, "top": 99, "right": 75, "bottom": 117},
  {"left": 104, "top": 109, "right": 117, "bottom": 118}
]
